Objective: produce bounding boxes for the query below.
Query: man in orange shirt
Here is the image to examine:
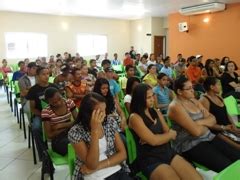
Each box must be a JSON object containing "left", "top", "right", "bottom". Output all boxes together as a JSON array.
[
  {"left": 186, "top": 56, "right": 202, "bottom": 84},
  {"left": 123, "top": 52, "right": 134, "bottom": 66}
]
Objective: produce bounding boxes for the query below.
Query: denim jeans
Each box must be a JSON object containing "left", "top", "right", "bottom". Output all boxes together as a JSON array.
[{"left": 32, "top": 116, "right": 47, "bottom": 161}]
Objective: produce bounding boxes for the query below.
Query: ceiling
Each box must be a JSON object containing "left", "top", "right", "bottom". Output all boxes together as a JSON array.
[{"left": 0, "top": 0, "right": 239, "bottom": 19}]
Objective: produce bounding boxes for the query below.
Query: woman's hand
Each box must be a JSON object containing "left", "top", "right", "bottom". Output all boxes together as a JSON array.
[
  {"left": 80, "top": 164, "right": 95, "bottom": 175},
  {"left": 168, "top": 129, "right": 177, "bottom": 140},
  {"left": 90, "top": 109, "right": 105, "bottom": 132}
]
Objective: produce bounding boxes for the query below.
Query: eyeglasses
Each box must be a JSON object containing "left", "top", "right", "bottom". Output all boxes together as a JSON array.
[{"left": 182, "top": 86, "right": 193, "bottom": 91}]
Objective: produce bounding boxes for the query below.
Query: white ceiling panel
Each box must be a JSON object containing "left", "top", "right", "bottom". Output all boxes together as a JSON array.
[{"left": 0, "top": 0, "right": 239, "bottom": 19}]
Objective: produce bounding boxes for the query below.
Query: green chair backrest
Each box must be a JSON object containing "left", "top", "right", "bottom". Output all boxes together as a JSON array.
[
  {"left": 14, "top": 81, "right": 20, "bottom": 94},
  {"left": 214, "top": 160, "right": 240, "bottom": 180},
  {"left": 136, "top": 66, "right": 145, "bottom": 78},
  {"left": 118, "top": 76, "right": 127, "bottom": 90},
  {"left": 112, "top": 65, "right": 124, "bottom": 73},
  {"left": 0, "top": 72, "right": 3, "bottom": 80},
  {"left": 48, "top": 76, "right": 55, "bottom": 83},
  {"left": 224, "top": 96, "right": 239, "bottom": 116},
  {"left": 118, "top": 89, "right": 125, "bottom": 101},
  {"left": 68, "top": 144, "right": 76, "bottom": 177},
  {"left": 120, "top": 100, "right": 129, "bottom": 119},
  {"left": 125, "top": 127, "right": 137, "bottom": 164}
]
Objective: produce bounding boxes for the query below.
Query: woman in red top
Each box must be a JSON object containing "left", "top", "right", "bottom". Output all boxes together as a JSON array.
[{"left": 66, "top": 68, "right": 89, "bottom": 108}]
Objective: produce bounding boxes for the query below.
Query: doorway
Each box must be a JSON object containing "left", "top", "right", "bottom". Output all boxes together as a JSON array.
[{"left": 154, "top": 36, "right": 166, "bottom": 58}]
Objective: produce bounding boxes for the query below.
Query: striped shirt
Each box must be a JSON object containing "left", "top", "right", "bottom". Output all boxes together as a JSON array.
[{"left": 41, "top": 99, "right": 76, "bottom": 125}]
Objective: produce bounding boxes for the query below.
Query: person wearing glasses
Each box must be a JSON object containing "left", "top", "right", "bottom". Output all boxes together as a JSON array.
[{"left": 168, "top": 76, "right": 240, "bottom": 173}]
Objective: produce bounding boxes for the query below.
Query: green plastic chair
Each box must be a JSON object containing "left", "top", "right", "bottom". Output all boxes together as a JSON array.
[
  {"left": 118, "top": 76, "right": 128, "bottom": 90},
  {"left": 224, "top": 96, "right": 239, "bottom": 116},
  {"left": 118, "top": 89, "right": 125, "bottom": 101},
  {"left": 10, "top": 64, "right": 19, "bottom": 72},
  {"left": 214, "top": 160, "right": 240, "bottom": 180},
  {"left": 136, "top": 66, "right": 145, "bottom": 78},
  {"left": 68, "top": 144, "right": 76, "bottom": 178},
  {"left": 48, "top": 76, "right": 55, "bottom": 83},
  {"left": 125, "top": 128, "right": 147, "bottom": 180},
  {"left": 120, "top": 100, "right": 129, "bottom": 119}
]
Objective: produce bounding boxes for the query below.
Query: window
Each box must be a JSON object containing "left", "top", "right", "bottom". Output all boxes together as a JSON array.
[
  {"left": 5, "top": 32, "right": 47, "bottom": 59},
  {"left": 77, "top": 34, "right": 107, "bottom": 56}
]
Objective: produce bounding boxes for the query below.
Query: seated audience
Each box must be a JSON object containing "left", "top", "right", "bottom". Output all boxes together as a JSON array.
[
  {"left": 143, "top": 64, "right": 158, "bottom": 88},
  {"left": 129, "top": 46, "right": 136, "bottom": 59},
  {"left": 202, "top": 59, "right": 221, "bottom": 78},
  {"left": 41, "top": 87, "right": 77, "bottom": 155},
  {"left": 221, "top": 56, "right": 230, "bottom": 69},
  {"left": 93, "top": 78, "right": 126, "bottom": 131},
  {"left": 174, "top": 58, "right": 186, "bottom": 78},
  {"left": 26, "top": 66, "right": 58, "bottom": 161},
  {"left": 186, "top": 56, "right": 202, "bottom": 85},
  {"left": 129, "top": 83, "right": 202, "bottom": 180},
  {"left": 220, "top": 61, "right": 240, "bottom": 99},
  {"left": 123, "top": 52, "right": 134, "bottom": 66},
  {"left": 66, "top": 68, "right": 89, "bottom": 108},
  {"left": 88, "top": 59, "right": 99, "bottom": 78},
  {"left": 168, "top": 76, "right": 240, "bottom": 172},
  {"left": 12, "top": 61, "right": 26, "bottom": 81},
  {"left": 80, "top": 64, "right": 96, "bottom": 91},
  {"left": 124, "top": 77, "right": 140, "bottom": 113},
  {"left": 68, "top": 93, "right": 131, "bottom": 179},
  {"left": 160, "top": 56, "right": 174, "bottom": 80},
  {"left": 196, "top": 55, "right": 204, "bottom": 69},
  {"left": 147, "top": 53, "right": 156, "bottom": 66},
  {"left": 200, "top": 77, "right": 240, "bottom": 149},
  {"left": 138, "top": 56, "right": 148, "bottom": 74},
  {"left": 18, "top": 62, "right": 37, "bottom": 120},
  {"left": 54, "top": 64, "right": 73, "bottom": 92},
  {"left": 153, "top": 73, "right": 174, "bottom": 114},
  {"left": 112, "top": 53, "right": 121, "bottom": 65}
]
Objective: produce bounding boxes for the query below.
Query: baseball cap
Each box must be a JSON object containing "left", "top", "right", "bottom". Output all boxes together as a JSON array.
[
  {"left": 27, "top": 62, "right": 37, "bottom": 68},
  {"left": 104, "top": 67, "right": 114, "bottom": 73},
  {"left": 196, "top": 55, "right": 203, "bottom": 59}
]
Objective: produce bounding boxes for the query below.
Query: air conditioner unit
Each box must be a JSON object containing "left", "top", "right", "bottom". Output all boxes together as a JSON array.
[{"left": 179, "top": 2, "right": 225, "bottom": 16}]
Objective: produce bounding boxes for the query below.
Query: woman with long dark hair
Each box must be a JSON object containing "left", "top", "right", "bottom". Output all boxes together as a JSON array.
[
  {"left": 129, "top": 83, "right": 202, "bottom": 180},
  {"left": 93, "top": 78, "right": 127, "bottom": 131},
  {"left": 68, "top": 93, "right": 131, "bottom": 180},
  {"left": 168, "top": 76, "right": 240, "bottom": 173}
]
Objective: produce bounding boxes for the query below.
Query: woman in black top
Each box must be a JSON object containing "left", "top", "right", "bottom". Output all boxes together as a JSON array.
[
  {"left": 220, "top": 61, "right": 240, "bottom": 99},
  {"left": 129, "top": 84, "right": 202, "bottom": 180},
  {"left": 200, "top": 76, "right": 240, "bottom": 149}
]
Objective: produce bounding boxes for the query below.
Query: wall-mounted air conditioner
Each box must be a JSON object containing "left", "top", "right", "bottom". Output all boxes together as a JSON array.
[{"left": 179, "top": 2, "right": 226, "bottom": 16}]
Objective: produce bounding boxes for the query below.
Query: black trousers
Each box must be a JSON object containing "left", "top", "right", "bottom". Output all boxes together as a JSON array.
[
  {"left": 105, "top": 169, "right": 132, "bottom": 180},
  {"left": 182, "top": 136, "right": 240, "bottom": 173},
  {"left": 51, "top": 130, "right": 69, "bottom": 156}
]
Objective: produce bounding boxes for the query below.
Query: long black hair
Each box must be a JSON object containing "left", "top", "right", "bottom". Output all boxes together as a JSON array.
[
  {"left": 205, "top": 59, "right": 214, "bottom": 76},
  {"left": 75, "top": 92, "right": 106, "bottom": 131},
  {"left": 126, "top": 77, "right": 140, "bottom": 95},
  {"left": 130, "top": 83, "right": 158, "bottom": 125},
  {"left": 93, "top": 78, "right": 115, "bottom": 115}
]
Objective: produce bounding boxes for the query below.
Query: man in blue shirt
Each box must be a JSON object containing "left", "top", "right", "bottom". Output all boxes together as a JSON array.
[
  {"left": 112, "top": 53, "right": 121, "bottom": 65},
  {"left": 12, "top": 61, "right": 26, "bottom": 81}
]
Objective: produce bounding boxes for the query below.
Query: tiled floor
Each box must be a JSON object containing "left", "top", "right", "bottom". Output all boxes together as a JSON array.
[{"left": 0, "top": 88, "right": 69, "bottom": 180}]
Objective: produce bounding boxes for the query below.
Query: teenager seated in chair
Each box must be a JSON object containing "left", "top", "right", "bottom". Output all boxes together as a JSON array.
[
  {"left": 26, "top": 66, "right": 58, "bottom": 161},
  {"left": 143, "top": 64, "right": 158, "bottom": 88},
  {"left": 68, "top": 92, "right": 131, "bottom": 180},
  {"left": 168, "top": 76, "right": 240, "bottom": 173},
  {"left": 200, "top": 76, "right": 240, "bottom": 149},
  {"left": 65, "top": 68, "right": 89, "bottom": 108},
  {"left": 220, "top": 61, "right": 240, "bottom": 99},
  {"left": 129, "top": 83, "right": 202, "bottom": 180},
  {"left": 153, "top": 73, "right": 174, "bottom": 115},
  {"left": 12, "top": 61, "right": 26, "bottom": 81},
  {"left": 41, "top": 87, "right": 78, "bottom": 156},
  {"left": 124, "top": 77, "right": 140, "bottom": 114},
  {"left": 93, "top": 78, "right": 127, "bottom": 131}
]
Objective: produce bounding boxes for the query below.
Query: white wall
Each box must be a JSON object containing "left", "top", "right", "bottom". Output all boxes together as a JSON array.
[
  {"left": 0, "top": 11, "right": 131, "bottom": 63},
  {"left": 129, "top": 17, "right": 152, "bottom": 55},
  {"left": 130, "top": 17, "right": 168, "bottom": 56}
]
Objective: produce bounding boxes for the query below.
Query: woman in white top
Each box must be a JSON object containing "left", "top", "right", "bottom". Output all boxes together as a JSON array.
[
  {"left": 68, "top": 92, "right": 131, "bottom": 180},
  {"left": 124, "top": 77, "right": 140, "bottom": 113}
]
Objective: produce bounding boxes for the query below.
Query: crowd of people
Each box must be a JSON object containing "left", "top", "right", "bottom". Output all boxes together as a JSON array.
[{"left": 1, "top": 47, "right": 240, "bottom": 180}]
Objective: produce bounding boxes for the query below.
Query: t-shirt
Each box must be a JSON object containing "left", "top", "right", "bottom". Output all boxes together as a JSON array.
[
  {"left": 41, "top": 99, "right": 76, "bottom": 125},
  {"left": 28, "top": 76, "right": 36, "bottom": 86},
  {"left": 67, "top": 82, "right": 87, "bottom": 107},
  {"left": 143, "top": 74, "right": 158, "bottom": 87},
  {"left": 124, "top": 94, "right": 132, "bottom": 104},
  {"left": 26, "top": 83, "right": 58, "bottom": 112},
  {"left": 186, "top": 65, "right": 202, "bottom": 84},
  {"left": 108, "top": 79, "right": 120, "bottom": 97},
  {"left": 147, "top": 60, "right": 156, "bottom": 66},
  {"left": 123, "top": 58, "right": 134, "bottom": 66},
  {"left": 12, "top": 71, "right": 25, "bottom": 81},
  {"left": 221, "top": 72, "right": 239, "bottom": 96},
  {"left": 112, "top": 59, "right": 121, "bottom": 65},
  {"left": 160, "top": 66, "right": 173, "bottom": 79},
  {"left": 153, "top": 86, "right": 171, "bottom": 111}
]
